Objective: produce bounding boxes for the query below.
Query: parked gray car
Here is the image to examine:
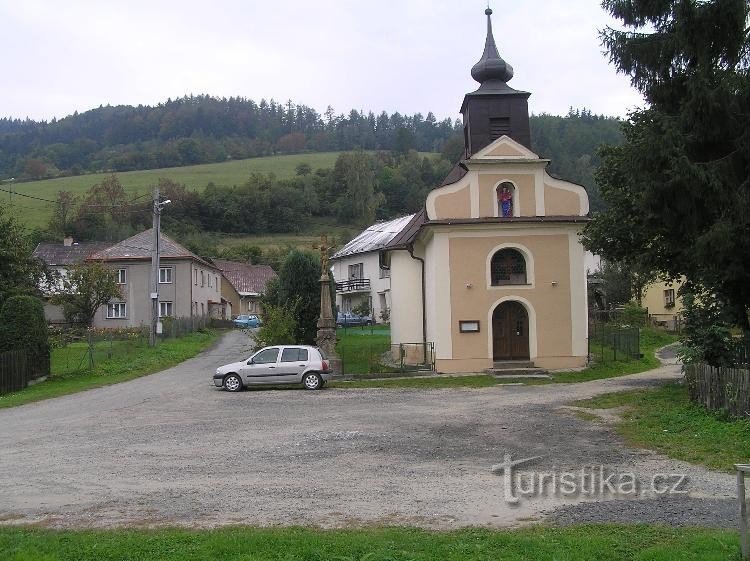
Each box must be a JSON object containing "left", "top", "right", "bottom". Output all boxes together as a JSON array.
[{"left": 213, "top": 345, "right": 331, "bottom": 391}]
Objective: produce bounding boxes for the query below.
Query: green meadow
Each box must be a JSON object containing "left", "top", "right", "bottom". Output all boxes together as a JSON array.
[{"left": 7, "top": 152, "right": 345, "bottom": 229}]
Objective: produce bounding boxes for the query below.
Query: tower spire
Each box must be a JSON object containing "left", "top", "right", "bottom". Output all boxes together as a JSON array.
[{"left": 470, "top": 7, "right": 514, "bottom": 85}]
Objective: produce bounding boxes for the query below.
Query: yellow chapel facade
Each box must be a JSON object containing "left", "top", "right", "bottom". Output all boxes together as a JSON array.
[{"left": 385, "top": 8, "right": 590, "bottom": 372}]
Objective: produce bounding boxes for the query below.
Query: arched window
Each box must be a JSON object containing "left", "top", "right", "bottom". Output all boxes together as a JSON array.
[
  {"left": 490, "top": 249, "right": 527, "bottom": 285},
  {"left": 496, "top": 182, "right": 514, "bottom": 217}
]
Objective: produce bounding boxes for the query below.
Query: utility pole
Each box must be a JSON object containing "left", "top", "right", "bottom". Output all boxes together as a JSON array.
[
  {"left": 149, "top": 186, "right": 172, "bottom": 347},
  {"left": 149, "top": 185, "right": 160, "bottom": 347}
]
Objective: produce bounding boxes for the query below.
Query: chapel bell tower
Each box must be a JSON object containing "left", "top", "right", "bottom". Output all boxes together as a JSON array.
[{"left": 460, "top": 8, "right": 532, "bottom": 157}]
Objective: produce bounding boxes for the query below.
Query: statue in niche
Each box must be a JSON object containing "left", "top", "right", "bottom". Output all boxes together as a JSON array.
[{"left": 498, "top": 184, "right": 514, "bottom": 217}]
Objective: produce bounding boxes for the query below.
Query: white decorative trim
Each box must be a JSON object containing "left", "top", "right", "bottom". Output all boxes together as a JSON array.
[
  {"left": 491, "top": 179, "right": 521, "bottom": 218},
  {"left": 568, "top": 232, "right": 588, "bottom": 355},
  {"left": 534, "top": 168, "right": 545, "bottom": 216},
  {"left": 485, "top": 242, "right": 535, "bottom": 290},
  {"left": 544, "top": 171, "right": 589, "bottom": 215},
  {"left": 473, "top": 135, "right": 540, "bottom": 159},
  {"left": 487, "top": 296, "right": 538, "bottom": 359},
  {"left": 470, "top": 174, "right": 479, "bottom": 218}
]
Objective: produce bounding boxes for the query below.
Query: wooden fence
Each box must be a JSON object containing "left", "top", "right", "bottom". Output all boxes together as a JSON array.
[
  {"left": 684, "top": 363, "right": 750, "bottom": 418},
  {"left": 0, "top": 350, "right": 49, "bottom": 395}
]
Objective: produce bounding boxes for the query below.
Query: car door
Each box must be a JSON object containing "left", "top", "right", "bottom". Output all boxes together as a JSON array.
[
  {"left": 277, "top": 347, "right": 310, "bottom": 383},
  {"left": 242, "top": 347, "right": 280, "bottom": 384}
]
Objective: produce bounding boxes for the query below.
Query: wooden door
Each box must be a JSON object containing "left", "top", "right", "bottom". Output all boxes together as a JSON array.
[{"left": 492, "top": 301, "right": 530, "bottom": 360}]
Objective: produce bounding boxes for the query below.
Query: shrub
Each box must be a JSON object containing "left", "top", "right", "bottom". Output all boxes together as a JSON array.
[
  {"left": 254, "top": 302, "right": 298, "bottom": 349},
  {"left": 0, "top": 295, "right": 50, "bottom": 360}
]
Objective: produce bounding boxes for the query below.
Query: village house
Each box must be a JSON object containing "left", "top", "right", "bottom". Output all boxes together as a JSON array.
[
  {"left": 84, "top": 229, "right": 221, "bottom": 328},
  {"left": 32, "top": 236, "right": 110, "bottom": 324},
  {"left": 382, "top": 8, "right": 590, "bottom": 372},
  {"left": 330, "top": 214, "right": 414, "bottom": 323},
  {"left": 34, "top": 229, "right": 222, "bottom": 328},
  {"left": 212, "top": 259, "right": 277, "bottom": 319},
  {"left": 642, "top": 278, "right": 685, "bottom": 330}
]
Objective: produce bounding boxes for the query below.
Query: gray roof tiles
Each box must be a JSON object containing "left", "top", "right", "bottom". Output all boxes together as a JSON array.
[
  {"left": 32, "top": 242, "right": 111, "bottom": 266},
  {"left": 87, "top": 229, "right": 215, "bottom": 268},
  {"left": 331, "top": 214, "right": 415, "bottom": 260}
]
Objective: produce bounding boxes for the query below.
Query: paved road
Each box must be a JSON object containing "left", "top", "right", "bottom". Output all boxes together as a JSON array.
[{"left": 0, "top": 331, "right": 735, "bottom": 529}]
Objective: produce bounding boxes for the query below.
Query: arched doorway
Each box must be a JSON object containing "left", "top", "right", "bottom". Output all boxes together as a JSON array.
[{"left": 492, "top": 301, "right": 530, "bottom": 360}]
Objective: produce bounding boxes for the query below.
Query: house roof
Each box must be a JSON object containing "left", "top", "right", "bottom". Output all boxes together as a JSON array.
[
  {"left": 87, "top": 228, "right": 214, "bottom": 268},
  {"left": 331, "top": 214, "right": 416, "bottom": 260},
  {"left": 33, "top": 241, "right": 111, "bottom": 266},
  {"left": 212, "top": 259, "right": 277, "bottom": 296}
]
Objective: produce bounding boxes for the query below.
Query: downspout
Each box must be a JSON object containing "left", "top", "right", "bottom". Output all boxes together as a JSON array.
[{"left": 407, "top": 243, "right": 428, "bottom": 365}]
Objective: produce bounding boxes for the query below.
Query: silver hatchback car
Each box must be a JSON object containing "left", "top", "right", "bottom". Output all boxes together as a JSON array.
[{"left": 213, "top": 345, "right": 331, "bottom": 392}]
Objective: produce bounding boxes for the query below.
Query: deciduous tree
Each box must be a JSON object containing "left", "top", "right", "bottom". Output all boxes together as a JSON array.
[{"left": 52, "top": 262, "right": 122, "bottom": 326}]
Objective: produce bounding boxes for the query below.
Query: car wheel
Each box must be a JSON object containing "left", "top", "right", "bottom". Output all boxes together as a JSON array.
[
  {"left": 302, "top": 372, "right": 322, "bottom": 390},
  {"left": 223, "top": 373, "right": 243, "bottom": 392}
]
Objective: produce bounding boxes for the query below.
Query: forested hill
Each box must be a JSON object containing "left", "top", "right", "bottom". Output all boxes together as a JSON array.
[
  {"left": 0, "top": 96, "right": 459, "bottom": 178},
  {"left": 0, "top": 97, "right": 621, "bottom": 198}
]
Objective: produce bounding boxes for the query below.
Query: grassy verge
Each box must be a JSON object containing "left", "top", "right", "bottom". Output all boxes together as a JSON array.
[
  {"left": 572, "top": 383, "right": 750, "bottom": 472},
  {"left": 547, "top": 327, "right": 678, "bottom": 383},
  {"left": 0, "top": 330, "right": 222, "bottom": 410},
  {"left": 0, "top": 525, "right": 739, "bottom": 561},
  {"left": 332, "top": 328, "right": 678, "bottom": 389}
]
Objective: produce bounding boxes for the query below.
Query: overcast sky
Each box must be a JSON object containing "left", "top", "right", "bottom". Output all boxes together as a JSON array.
[{"left": 0, "top": 0, "right": 645, "bottom": 123}]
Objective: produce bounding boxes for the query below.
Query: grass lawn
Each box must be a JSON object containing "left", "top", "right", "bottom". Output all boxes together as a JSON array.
[
  {"left": 0, "top": 330, "right": 221, "bottom": 410},
  {"left": 572, "top": 383, "right": 750, "bottom": 472},
  {"left": 331, "top": 327, "right": 678, "bottom": 389},
  {"left": 0, "top": 525, "right": 740, "bottom": 561},
  {"left": 336, "top": 326, "right": 394, "bottom": 375},
  {"left": 11, "top": 151, "right": 436, "bottom": 229}
]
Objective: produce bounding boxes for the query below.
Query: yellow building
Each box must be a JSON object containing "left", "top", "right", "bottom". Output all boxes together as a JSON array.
[
  {"left": 384, "top": 8, "right": 589, "bottom": 372},
  {"left": 641, "top": 278, "right": 685, "bottom": 329}
]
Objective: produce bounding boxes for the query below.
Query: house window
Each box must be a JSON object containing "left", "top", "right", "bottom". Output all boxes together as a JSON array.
[
  {"left": 497, "top": 182, "right": 514, "bottom": 217},
  {"left": 248, "top": 301, "right": 259, "bottom": 313},
  {"left": 106, "top": 302, "right": 126, "bottom": 319},
  {"left": 201, "top": 271, "right": 205, "bottom": 287},
  {"left": 200, "top": 302, "right": 205, "bottom": 316},
  {"left": 208, "top": 275, "right": 212, "bottom": 288},
  {"left": 159, "top": 301, "right": 174, "bottom": 317},
  {"left": 116, "top": 269, "right": 126, "bottom": 285},
  {"left": 664, "top": 289, "right": 676, "bottom": 308},
  {"left": 194, "top": 269, "right": 198, "bottom": 285},
  {"left": 215, "top": 275, "right": 219, "bottom": 291},
  {"left": 490, "top": 249, "right": 527, "bottom": 285},
  {"left": 159, "top": 267, "right": 173, "bottom": 284},
  {"left": 348, "top": 263, "right": 364, "bottom": 279}
]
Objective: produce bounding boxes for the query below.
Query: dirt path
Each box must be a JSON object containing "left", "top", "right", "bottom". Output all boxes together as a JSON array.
[{"left": 0, "top": 334, "right": 735, "bottom": 529}]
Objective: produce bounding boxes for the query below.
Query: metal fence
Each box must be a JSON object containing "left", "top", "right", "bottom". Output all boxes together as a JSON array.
[
  {"left": 684, "top": 363, "right": 750, "bottom": 418},
  {"left": 338, "top": 341, "right": 435, "bottom": 377},
  {"left": 0, "top": 350, "right": 50, "bottom": 395},
  {"left": 588, "top": 321, "right": 641, "bottom": 363}
]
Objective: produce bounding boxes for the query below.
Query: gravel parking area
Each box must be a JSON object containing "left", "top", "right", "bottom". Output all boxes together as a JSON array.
[{"left": 0, "top": 331, "right": 736, "bottom": 529}]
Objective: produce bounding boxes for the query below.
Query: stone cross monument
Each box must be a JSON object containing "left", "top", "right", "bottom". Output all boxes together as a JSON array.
[{"left": 316, "top": 235, "right": 342, "bottom": 375}]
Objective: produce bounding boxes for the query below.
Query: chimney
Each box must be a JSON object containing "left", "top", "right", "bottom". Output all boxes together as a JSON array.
[{"left": 63, "top": 236, "right": 73, "bottom": 247}]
